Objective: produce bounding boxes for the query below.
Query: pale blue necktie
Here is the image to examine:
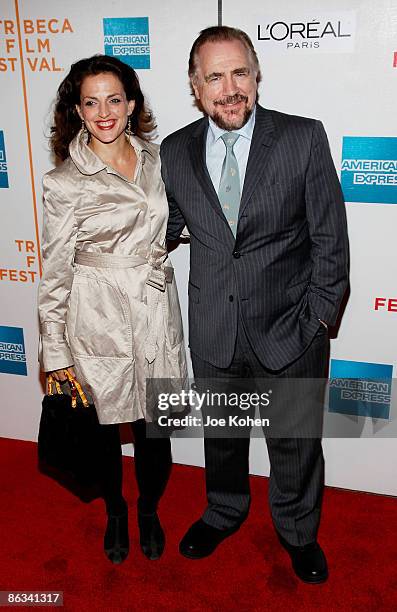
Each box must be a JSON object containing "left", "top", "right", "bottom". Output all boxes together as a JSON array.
[{"left": 218, "top": 132, "right": 241, "bottom": 237}]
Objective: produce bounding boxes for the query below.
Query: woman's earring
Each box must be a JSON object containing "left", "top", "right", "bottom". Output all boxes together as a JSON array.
[
  {"left": 126, "top": 116, "right": 132, "bottom": 136},
  {"left": 81, "top": 119, "right": 88, "bottom": 135}
]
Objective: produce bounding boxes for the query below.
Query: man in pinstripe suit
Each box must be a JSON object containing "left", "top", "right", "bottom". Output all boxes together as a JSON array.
[{"left": 160, "top": 26, "right": 349, "bottom": 583}]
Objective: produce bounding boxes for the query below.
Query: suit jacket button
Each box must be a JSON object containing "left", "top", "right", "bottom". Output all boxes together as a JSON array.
[
  {"left": 229, "top": 295, "right": 234, "bottom": 302},
  {"left": 233, "top": 251, "right": 241, "bottom": 259}
]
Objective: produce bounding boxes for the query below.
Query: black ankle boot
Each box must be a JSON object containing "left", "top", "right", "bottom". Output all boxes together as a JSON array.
[
  {"left": 104, "top": 511, "right": 129, "bottom": 564},
  {"left": 138, "top": 510, "right": 165, "bottom": 560}
]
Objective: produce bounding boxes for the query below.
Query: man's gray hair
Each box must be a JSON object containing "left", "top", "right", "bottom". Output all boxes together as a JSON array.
[{"left": 188, "top": 25, "right": 261, "bottom": 82}]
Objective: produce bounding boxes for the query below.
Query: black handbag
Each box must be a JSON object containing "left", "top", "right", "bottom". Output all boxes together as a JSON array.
[{"left": 38, "top": 372, "right": 103, "bottom": 502}]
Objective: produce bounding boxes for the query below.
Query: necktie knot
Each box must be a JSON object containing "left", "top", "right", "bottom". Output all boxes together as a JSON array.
[{"left": 221, "top": 132, "right": 240, "bottom": 150}]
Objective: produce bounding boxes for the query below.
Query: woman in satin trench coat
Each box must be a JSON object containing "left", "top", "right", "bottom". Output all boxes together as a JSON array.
[{"left": 38, "top": 55, "right": 187, "bottom": 564}]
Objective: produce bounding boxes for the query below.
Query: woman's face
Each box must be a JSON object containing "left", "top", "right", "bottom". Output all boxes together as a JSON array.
[{"left": 76, "top": 72, "right": 135, "bottom": 147}]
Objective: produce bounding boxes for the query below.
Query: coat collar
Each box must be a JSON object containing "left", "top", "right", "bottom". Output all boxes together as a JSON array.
[{"left": 69, "top": 128, "right": 154, "bottom": 176}]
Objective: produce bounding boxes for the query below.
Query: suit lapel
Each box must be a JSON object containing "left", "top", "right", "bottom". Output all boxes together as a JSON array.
[
  {"left": 187, "top": 119, "right": 230, "bottom": 225},
  {"left": 187, "top": 108, "right": 278, "bottom": 233},
  {"left": 239, "top": 106, "right": 277, "bottom": 219}
]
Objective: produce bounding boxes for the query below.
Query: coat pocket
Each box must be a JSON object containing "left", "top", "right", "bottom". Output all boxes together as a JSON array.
[
  {"left": 67, "top": 274, "right": 134, "bottom": 358},
  {"left": 287, "top": 281, "right": 309, "bottom": 304},
  {"left": 74, "top": 355, "right": 136, "bottom": 425}
]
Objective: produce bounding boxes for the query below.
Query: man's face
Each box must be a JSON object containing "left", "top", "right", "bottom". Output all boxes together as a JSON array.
[{"left": 192, "top": 39, "right": 258, "bottom": 131}]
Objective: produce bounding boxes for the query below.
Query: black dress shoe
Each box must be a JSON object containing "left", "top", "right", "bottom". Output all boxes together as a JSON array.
[
  {"left": 277, "top": 533, "right": 328, "bottom": 584},
  {"left": 104, "top": 512, "right": 129, "bottom": 564},
  {"left": 179, "top": 519, "right": 238, "bottom": 559},
  {"left": 138, "top": 511, "right": 165, "bottom": 560}
]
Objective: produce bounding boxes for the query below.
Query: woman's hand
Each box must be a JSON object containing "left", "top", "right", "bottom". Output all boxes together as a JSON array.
[{"left": 49, "top": 366, "right": 76, "bottom": 382}]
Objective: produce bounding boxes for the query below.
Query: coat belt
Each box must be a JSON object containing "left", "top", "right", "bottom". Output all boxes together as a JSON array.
[
  {"left": 75, "top": 251, "right": 146, "bottom": 268},
  {"left": 74, "top": 249, "right": 173, "bottom": 289},
  {"left": 74, "top": 248, "right": 173, "bottom": 364}
]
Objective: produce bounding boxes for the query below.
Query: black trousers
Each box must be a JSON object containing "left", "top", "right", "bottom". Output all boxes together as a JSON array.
[
  {"left": 191, "top": 320, "right": 329, "bottom": 547},
  {"left": 98, "top": 419, "right": 171, "bottom": 515}
]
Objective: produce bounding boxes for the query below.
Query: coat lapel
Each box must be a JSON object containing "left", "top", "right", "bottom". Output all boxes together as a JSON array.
[
  {"left": 187, "top": 119, "right": 230, "bottom": 225},
  {"left": 238, "top": 106, "right": 277, "bottom": 219}
]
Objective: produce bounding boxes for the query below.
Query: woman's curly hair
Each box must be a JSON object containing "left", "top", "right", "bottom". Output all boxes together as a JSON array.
[{"left": 50, "top": 54, "right": 156, "bottom": 161}]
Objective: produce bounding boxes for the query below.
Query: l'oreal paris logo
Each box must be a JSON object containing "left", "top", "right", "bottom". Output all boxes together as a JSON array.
[{"left": 256, "top": 12, "right": 356, "bottom": 53}]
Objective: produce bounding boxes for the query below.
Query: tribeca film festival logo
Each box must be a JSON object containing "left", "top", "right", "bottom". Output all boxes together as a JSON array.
[
  {"left": 341, "top": 137, "right": 397, "bottom": 204},
  {"left": 329, "top": 359, "right": 393, "bottom": 420},
  {"left": 103, "top": 17, "right": 150, "bottom": 69},
  {"left": 0, "top": 130, "right": 8, "bottom": 188},
  {"left": 256, "top": 11, "right": 356, "bottom": 53},
  {"left": 0, "top": 239, "right": 38, "bottom": 284},
  {"left": 374, "top": 297, "right": 397, "bottom": 313},
  {"left": 0, "top": 326, "right": 27, "bottom": 376},
  {"left": 0, "top": 18, "right": 73, "bottom": 73}
]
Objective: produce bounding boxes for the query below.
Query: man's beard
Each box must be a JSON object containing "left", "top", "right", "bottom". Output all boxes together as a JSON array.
[{"left": 210, "top": 93, "right": 253, "bottom": 131}]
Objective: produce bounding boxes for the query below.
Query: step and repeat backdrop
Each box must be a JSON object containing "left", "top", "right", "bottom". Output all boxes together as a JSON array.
[{"left": 1, "top": 0, "right": 396, "bottom": 495}]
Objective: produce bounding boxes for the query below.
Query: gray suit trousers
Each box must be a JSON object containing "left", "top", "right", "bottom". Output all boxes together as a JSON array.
[{"left": 191, "top": 319, "right": 329, "bottom": 547}]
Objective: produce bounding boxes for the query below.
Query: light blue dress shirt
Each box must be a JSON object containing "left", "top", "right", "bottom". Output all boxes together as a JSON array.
[{"left": 206, "top": 106, "right": 256, "bottom": 193}]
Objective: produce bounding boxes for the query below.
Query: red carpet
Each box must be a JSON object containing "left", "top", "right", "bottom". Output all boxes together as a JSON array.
[{"left": 0, "top": 437, "right": 396, "bottom": 611}]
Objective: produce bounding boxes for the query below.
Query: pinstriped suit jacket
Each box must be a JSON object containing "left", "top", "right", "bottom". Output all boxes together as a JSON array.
[{"left": 160, "top": 105, "right": 349, "bottom": 370}]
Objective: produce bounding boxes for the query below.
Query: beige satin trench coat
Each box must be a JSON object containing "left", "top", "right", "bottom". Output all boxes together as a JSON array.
[{"left": 38, "top": 130, "right": 187, "bottom": 424}]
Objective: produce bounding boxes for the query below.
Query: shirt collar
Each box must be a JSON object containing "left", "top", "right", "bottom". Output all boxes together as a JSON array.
[{"left": 208, "top": 105, "right": 256, "bottom": 145}]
